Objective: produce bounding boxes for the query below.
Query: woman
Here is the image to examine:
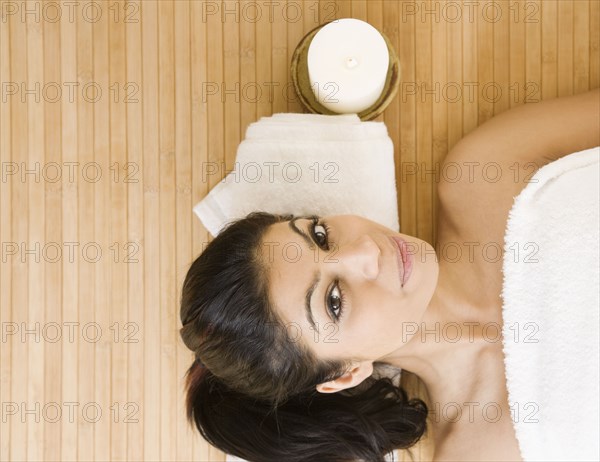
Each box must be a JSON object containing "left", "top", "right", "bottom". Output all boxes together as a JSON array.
[{"left": 179, "top": 88, "right": 600, "bottom": 462}]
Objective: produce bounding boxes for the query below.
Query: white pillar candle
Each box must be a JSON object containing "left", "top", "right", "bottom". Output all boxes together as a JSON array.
[{"left": 307, "top": 18, "right": 390, "bottom": 114}]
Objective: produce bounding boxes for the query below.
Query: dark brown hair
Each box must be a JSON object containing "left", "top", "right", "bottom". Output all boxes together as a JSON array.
[{"left": 180, "top": 211, "right": 428, "bottom": 462}]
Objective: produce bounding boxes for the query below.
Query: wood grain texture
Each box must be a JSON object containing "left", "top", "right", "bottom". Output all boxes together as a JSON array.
[{"left": 0, "top": 1, "right": 597, "bottom": 461}]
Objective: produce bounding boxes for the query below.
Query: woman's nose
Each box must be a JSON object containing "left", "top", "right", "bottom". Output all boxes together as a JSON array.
[{"left": 333, "top": 234, "right": 381, "bottom": 280}]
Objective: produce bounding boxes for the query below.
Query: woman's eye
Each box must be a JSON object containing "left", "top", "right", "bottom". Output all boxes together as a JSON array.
[
  {"left": 313, "top": 223, "right": 328, "bottom": 248},
  {"left": 328, "top": 284, "right": 343, "bottom": 319}
]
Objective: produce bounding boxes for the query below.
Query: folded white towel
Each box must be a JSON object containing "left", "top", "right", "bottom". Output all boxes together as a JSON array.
[
  {"left": 501, "top": 146, "right": 600, "bottom": 461},
  {"left": 193, "top": 113, "right": 400, "bottom": 237}
]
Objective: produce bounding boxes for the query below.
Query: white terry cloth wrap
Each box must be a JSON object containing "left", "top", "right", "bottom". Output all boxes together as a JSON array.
[
  {"left": 193, "top": 113, "right": 400, "bottom": 237},
  {"left": 501, "top": 146, "right": 600, "bottom": 461}
]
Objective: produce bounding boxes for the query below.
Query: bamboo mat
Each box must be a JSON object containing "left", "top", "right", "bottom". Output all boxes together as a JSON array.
[{"left": 0, "top": 1, "right": 598, "bottom": 461}]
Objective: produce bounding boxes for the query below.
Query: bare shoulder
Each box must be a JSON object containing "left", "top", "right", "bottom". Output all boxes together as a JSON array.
[
  {"left": 437, "top": 89, "right": 600, "bottom": 242},
  {"left": 431, "top": 419, "right": 523, "bottom": 462}
]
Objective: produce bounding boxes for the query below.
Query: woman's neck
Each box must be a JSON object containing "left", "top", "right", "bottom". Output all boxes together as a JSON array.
[{"left": 380, "top": 261, "right": 498, "bottom": 406}]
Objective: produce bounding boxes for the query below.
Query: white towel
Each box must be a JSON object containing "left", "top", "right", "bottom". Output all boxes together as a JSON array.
[
  {"left": 501, "top": 146, "right": 600, "bottom": 461},
  {"left": 193, "top": 113, "right": 400, "bottom": 237}
]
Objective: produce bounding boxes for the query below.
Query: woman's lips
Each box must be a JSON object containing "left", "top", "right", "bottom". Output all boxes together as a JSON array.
[{"left": 389, "top": 236, "right": 413, "bottom": 287}]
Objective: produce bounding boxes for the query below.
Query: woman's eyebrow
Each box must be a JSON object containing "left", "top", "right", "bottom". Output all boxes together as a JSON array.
[
  {"left": 288, "top": 216, "right": 316, "bottom": 251},
  {"left": 288, "top": 217, "right": 321, "bottom": 335}
]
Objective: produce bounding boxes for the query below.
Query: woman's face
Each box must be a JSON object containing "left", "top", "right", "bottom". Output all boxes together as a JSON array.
[{"left": 259, "top": 214, "right": 440, "bottom": 368}]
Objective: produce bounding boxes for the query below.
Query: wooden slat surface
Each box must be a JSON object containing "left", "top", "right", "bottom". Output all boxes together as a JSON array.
[{"left": 0, "top": 1, "right": 598, "bottom": 461}]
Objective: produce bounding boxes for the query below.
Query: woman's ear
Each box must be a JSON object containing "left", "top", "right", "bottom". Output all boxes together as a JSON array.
[{"left": 315, "top": 361, "right": 374, "bottom": 393}]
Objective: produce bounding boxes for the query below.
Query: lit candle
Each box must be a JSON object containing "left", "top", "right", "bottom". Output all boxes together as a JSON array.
[{"left": 307, "top": 18, "right": 390, "bottom": 114}]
